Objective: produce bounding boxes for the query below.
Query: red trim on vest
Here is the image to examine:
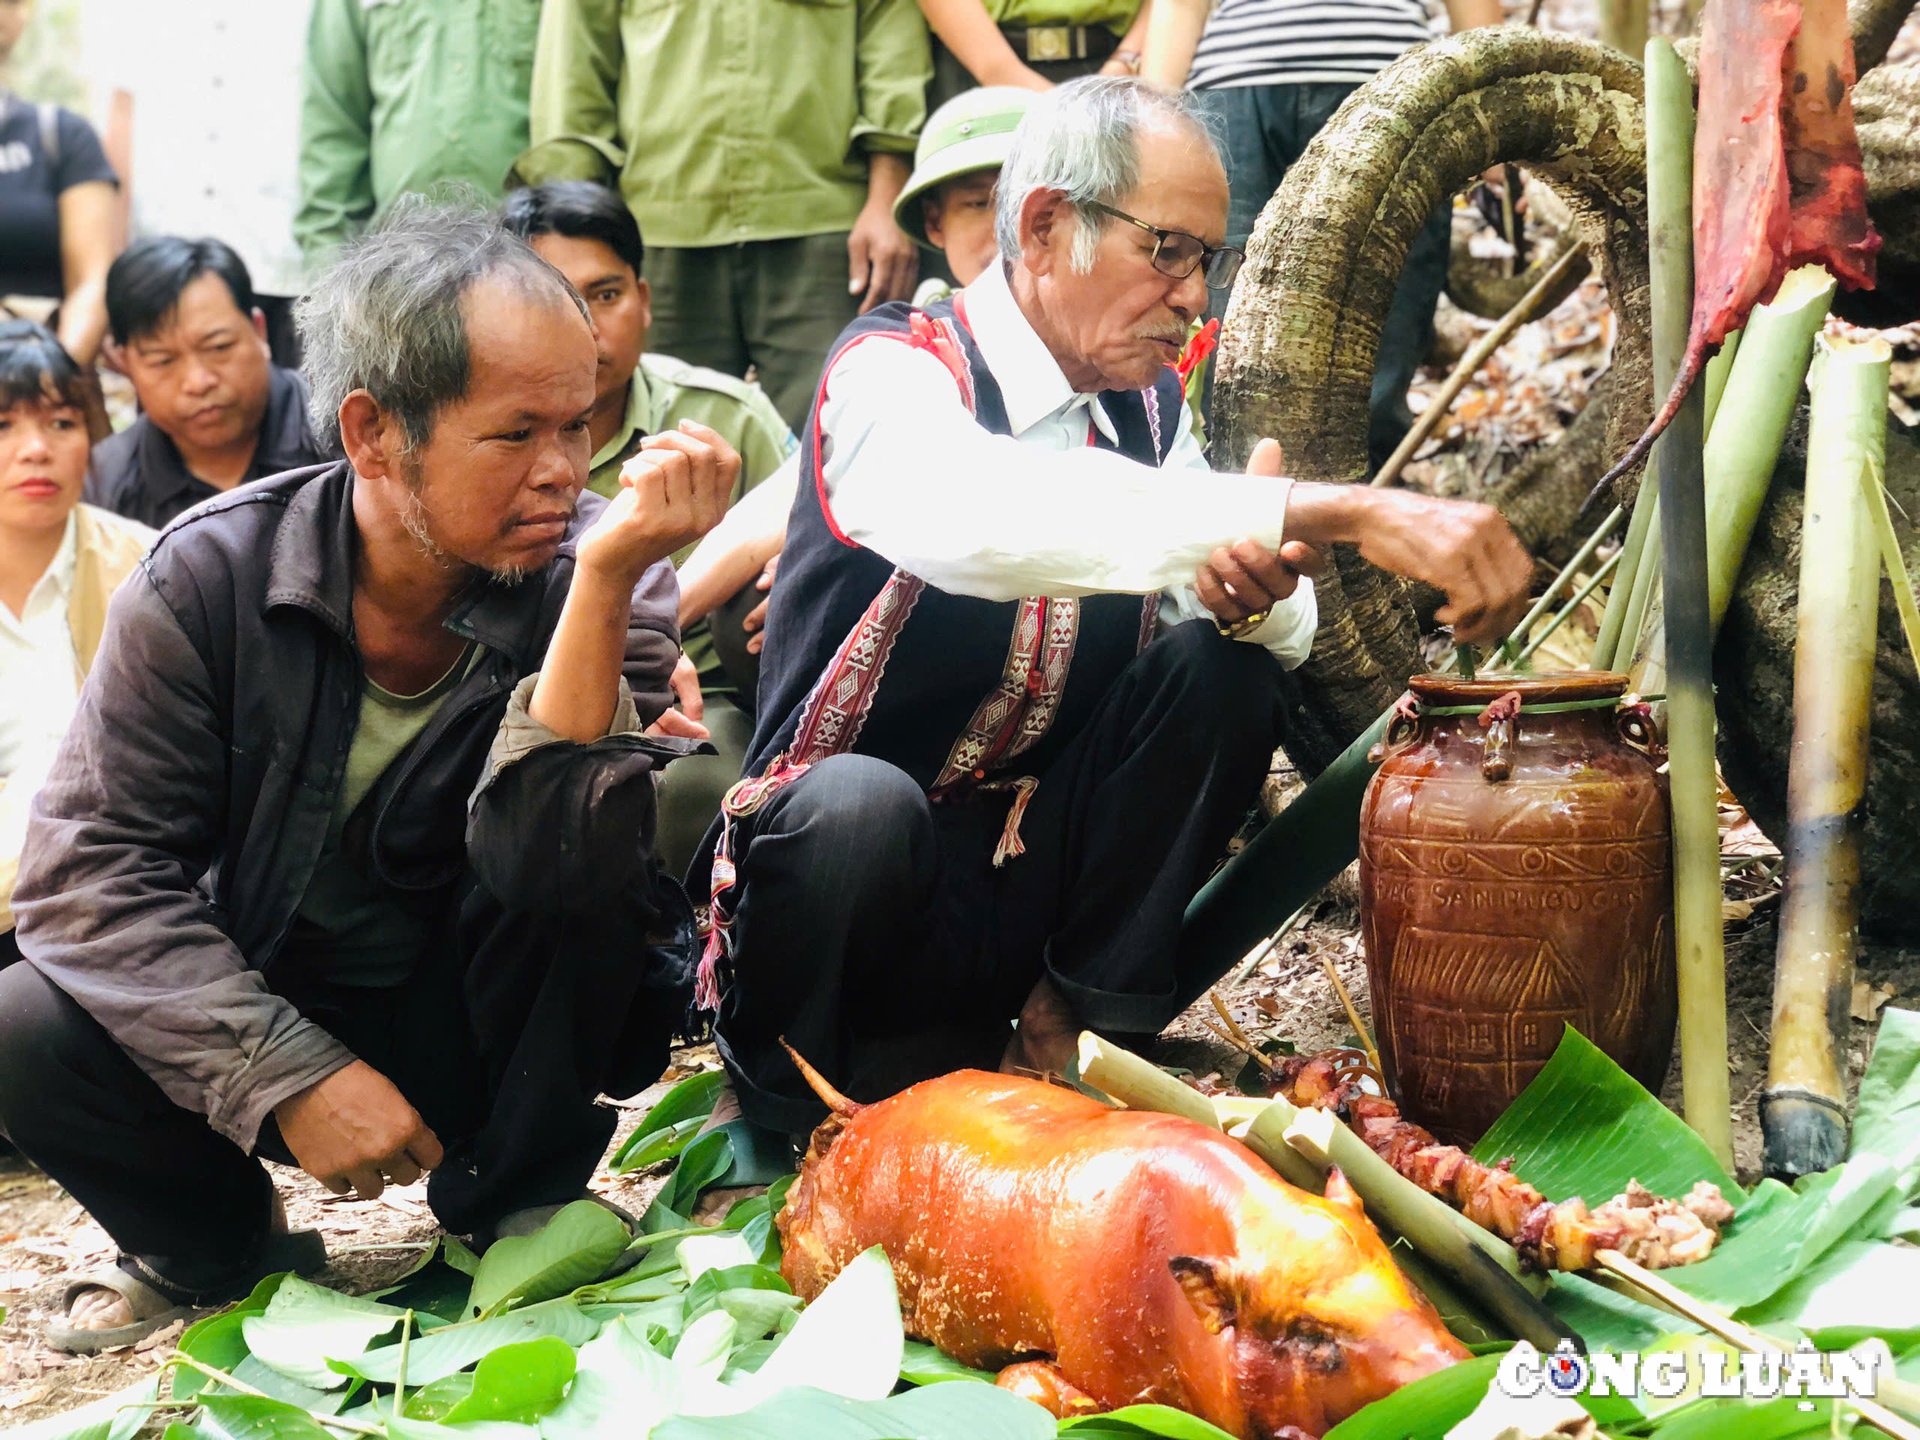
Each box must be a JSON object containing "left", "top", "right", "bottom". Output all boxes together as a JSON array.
[{"left": 810, "top": 313, "right": 974, "bottom": 548}]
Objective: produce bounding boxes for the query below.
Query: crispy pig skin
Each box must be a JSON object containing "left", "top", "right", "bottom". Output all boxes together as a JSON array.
[{"left": 778, "top": 1070, "right": 1468, "bottom": 1440}]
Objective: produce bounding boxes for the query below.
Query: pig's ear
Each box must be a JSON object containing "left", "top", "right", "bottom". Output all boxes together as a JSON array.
[
  {"left": 1169, "top": 1255, "right": 1240, "bottom": 1334},
  {"left": 1323, "top": 1166, "right": 1367, "bottom": 1217}
]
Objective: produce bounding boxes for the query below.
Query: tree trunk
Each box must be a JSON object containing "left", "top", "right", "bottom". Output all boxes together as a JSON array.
[{"left": 1214, "top": 28, "right": 1654, "bottom": 770}]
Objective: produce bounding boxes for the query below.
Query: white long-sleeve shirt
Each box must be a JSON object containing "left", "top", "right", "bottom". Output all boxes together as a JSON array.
[{"left": 817, "top": 259, "right": 1317, "bottom": 666}]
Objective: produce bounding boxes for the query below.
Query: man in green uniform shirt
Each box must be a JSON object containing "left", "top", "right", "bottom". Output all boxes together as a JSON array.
[
  {"left": 916, "top": 0, "right": 1155, "bottom": 109},
  {"left": 501, "top": 182, "right": 797, "bottom": 875},
  {"left": 296, "top": 0, "right": 541, "bottom": 273},
  {"left": 517, "top": 0, "right": 933, "bottom": 435}
]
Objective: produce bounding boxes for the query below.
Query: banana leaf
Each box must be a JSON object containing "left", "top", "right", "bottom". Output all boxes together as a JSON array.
[{"left": 1472, "top": 1028, "right": 1742, "bottom": 1203}]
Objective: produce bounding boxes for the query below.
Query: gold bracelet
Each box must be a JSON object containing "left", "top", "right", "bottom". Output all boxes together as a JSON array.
[{"left": 1214, "top": 609, "right": 1270, "bottom": 640}]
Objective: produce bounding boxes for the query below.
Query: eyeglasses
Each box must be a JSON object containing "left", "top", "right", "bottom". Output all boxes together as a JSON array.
[{"left": 1086, "top": 201, "right": 1245, "bottom": 289}]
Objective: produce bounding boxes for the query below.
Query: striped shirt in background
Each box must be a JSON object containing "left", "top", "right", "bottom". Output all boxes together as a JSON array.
[{"left": 1187, "top": 0, "right": 1436, "bottom": 88}]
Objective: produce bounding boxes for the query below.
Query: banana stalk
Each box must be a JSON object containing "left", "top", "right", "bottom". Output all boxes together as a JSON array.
[
  {"left": 1761, "top": 333, "right": 1891, "bottom": 1180},
  {"left": 1647, "top": 38, "right": 1734, "bottom": 1168}
]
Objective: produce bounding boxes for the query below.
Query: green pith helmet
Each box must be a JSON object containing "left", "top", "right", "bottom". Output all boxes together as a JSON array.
[{"left": 893, "top": 86, "right": 1036, "bottom": 251}]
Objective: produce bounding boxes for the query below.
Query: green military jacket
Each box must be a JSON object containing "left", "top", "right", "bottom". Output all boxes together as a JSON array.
[
  {"left": 297, "top": 0, "right": 539, "bottom": 270},
  {"left": 519, "top": 0, "right": 930, "bottom": 250}
]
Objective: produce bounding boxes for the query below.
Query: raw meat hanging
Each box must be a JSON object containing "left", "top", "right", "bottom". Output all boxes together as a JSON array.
[{"left": 1586, "top": 0, "right": 1879, "bottom": 503}]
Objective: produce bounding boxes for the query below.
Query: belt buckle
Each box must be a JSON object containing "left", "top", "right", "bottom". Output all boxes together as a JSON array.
[{"left": 1025, "top": 25, "right": 1076, "bottom": 62}]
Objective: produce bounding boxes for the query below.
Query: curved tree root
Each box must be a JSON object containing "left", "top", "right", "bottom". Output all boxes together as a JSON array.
[{"left": 1214, "top": 27, "right": 1653, "bottom": 769}]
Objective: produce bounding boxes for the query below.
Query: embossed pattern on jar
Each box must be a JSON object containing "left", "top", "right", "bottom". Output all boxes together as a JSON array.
[{"left": 1358, "top": 672, "right": 1676, "bottom": 1146}]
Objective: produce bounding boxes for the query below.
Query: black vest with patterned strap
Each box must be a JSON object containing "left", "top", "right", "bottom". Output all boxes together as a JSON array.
[
  {"left": 696, "top": 295, "right": 1186, "bottom": 1008},
  {"left": 744, "top": 295, "right": 1186, "bottom": 794}
]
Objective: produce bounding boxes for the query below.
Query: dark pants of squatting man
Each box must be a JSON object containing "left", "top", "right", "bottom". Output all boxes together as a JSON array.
[
  {"left": 714, "top": 620, "right": 1288, "bottom": 1135},
  {"left": 0, "top": 894, "right": 682, "bottom": 1300}
]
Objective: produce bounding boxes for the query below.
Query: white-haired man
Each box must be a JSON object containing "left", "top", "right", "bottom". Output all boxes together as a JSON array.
[{"left": 690, "top": 78, "right": 1533, "bottom": 1135}]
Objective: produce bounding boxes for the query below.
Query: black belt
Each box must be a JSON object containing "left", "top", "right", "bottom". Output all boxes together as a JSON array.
[{"left": 999, "top": 23, "right": 1120, "bottom": 64}]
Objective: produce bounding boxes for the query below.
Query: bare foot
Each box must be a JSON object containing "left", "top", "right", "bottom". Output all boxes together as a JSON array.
[{"left": 1001, "top": 978, "right": 1080, "bottom": 1077}]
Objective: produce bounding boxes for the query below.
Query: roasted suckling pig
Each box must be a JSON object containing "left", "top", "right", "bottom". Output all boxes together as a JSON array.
[{"left": 778, "top": 1062, "right": 1469, "bottom": 1440}]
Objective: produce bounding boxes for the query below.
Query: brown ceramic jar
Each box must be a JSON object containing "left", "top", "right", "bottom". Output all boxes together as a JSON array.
[{"left": 1357, "top": 671, "right": 1676, "bottom": 1146}]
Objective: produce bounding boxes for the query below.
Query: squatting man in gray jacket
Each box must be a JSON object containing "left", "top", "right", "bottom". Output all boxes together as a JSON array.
[{"left": 0, "top": 202, "right": 740, "bottom": 1352}]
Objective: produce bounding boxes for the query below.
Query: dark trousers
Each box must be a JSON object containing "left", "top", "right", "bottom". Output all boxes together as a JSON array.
[
  {"left": 1198, "top": 81, "right": 1452, "bottom": 470},
  {"left": 646, "top": 234, "right": 862, "bottom": 436},
  {"left": 714, "top": 621, "right": 1284, "bottom": 1132},
  {"left": 0, "top": 892, "right": 677, "bottom": 1296}
]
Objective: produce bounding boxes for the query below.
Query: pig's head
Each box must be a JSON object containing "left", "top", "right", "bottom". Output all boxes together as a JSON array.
[{"left": 1168, "top": 1169, "right": 1469, "bottom": 1439}]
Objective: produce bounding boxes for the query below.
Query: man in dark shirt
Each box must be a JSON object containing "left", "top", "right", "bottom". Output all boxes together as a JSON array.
[{"left": 85, "top": 237, "right": 333, "bottom": 528}]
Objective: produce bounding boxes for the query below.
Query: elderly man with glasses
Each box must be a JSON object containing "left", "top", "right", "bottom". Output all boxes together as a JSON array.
[{"left": 691, "top": 77, "right": 1535, "bottom": 1139}]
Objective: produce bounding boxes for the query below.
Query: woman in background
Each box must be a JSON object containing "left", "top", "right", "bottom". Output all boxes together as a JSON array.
[
  {"left": 0, "top": 321, "right": 153, "bottom": 964},
  {"left": 0, "top": 0, "right": 120, "bottom": 365}
]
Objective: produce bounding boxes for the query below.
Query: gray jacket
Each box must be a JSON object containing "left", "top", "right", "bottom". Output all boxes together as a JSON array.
[{"left": 14, "top": 461, "right": 689, "bottom": 1151}]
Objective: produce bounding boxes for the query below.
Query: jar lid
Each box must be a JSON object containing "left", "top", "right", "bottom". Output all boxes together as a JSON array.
[{"left": 1406, "top": 670, "right": 1630, "bottom": 707}]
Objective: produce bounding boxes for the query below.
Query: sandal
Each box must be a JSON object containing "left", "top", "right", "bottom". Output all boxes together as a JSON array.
[{"left": 46, "top": 1228, "right": 326, "bottom": 1355}]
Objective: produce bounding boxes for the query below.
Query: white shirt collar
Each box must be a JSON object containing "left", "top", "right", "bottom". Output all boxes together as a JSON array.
[
  {"left": 959, "top": 260, "right": 1120, "bottom": 446},
  {"left": 30, "top": 511, "right": 79, "bottom": 611}
]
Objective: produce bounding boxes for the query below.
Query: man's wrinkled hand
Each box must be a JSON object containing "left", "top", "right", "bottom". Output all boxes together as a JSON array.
[
  {"left": 274, "top": 1060, "right": 442, "bottom": 1202},
  {"left": 849, "top": 206, "right": 919, "bottom": 315},
  {"left": 1195, "top": 538, "right": 1318, "bottom": 624},
  {"left": 1355, "top": 491, "right": 1532, "bottom": 643},
  {"left": 581, "top": 421, "right": 739, "bottom": 587}
]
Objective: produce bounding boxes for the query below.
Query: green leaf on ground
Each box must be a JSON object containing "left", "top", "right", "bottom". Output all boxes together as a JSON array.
[
  {"left": 536, "top": 1316, "right": 680, "bottom": 1440},
  {"left": 440, "top": 1337, "right": 578, "bottom": 1425},
  {"left": 468, "top": 1201, "right": 632, "bottom": 1318},
  {"left": 1473, "top": 1029, "right": 1742, "bottom": 1204},
  {"left": 194, "top": 1395, "right": 338, "bottom": 1440},
  {"left": 1670, "top": 1154, "right": 1903, "bottom": 1311},
  {"left": 650, "top": 1131, "right": 735, "bottom": 1221},
  {"left": 1852, "top": 1007, "right": 1920, "bottom": 1182},
  {"left": 1320, "top": 1352, "right": 1504, "bottom": 1440},
  {"left": 1059, "top": 1403, "right": 1240, "bottom": 1438},
  {"left": 402, "top": 1373, "right": 479, "bottom": 1421},
  {"left": 610, "top": 1118, "right": 708, "bottom": 1177},
  {"left": 899, "top": 1340, "right": 995, "bottom": 1386},
  {"left": 610, "top": 1071, "right": 728, "bottom": 1173},
  {"left": 652, "top": 1383, "right": 1056, "bottom": 1440},
  {"left": 174, "top": 1275, "right": 289, "bottom": 1400},
  {"left": 1734, "top": 1238, "right": 1920, "bottom": 1349},
  {"left": 337, "top": 1300, "right": 599, "bottom": 1386},
  {"left": 240, "top": 1276, "right": 411, "bottom": 1390},
  {"left": 736, "top": 1245, "right": 902, "bottom": 1403}
]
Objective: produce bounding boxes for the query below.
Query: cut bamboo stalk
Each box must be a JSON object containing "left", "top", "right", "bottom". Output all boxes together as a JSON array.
[
  {"left": 1593, "top": 486, "right": 1660, "bottom": 671},
  {"left": 1629, "top": 268, "right": 1832, "bottom": 695},
  {"left": 1518, "top": 549, "right": 1622, "bottom": 666},
  {"left": 1702, "top": 326, "right": 1743, "bottom": 437},
  {"left": 1497, "top": 503, "right": 1626, "bottom": 666},
  {"left": 1762, "top": 333, "right": 1890, "bottom": 1180},
  {"left": 1701, "top": 266, "right": 1836, "bottom": 628},
  {"left": 1075, "top": 1032, "right": 1221, "bottom": 1130},
  {"left": 1593, "top": 1250, "right": 1920, "bottom": 1440},
  {"left": 1647, "top": 37, "right": 1734, "bottom": 1168},
  {"left": 1371, "top": 242, "right": 1587, "bottom": 490},
  {"left": 1268, "top": 1108, "right": 1573, "bottom": 1351}
]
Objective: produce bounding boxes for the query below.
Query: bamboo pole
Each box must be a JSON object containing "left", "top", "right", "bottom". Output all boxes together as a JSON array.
[
  {"left": 1646, "top": 37, "right": 1733, "bottom": 1168},
  {"left": 1701, "top": 327, "right": 1743, "bottom": 437},
  {"left": 1702, "top": 267, "right": 1836, "bottom": 627},
  {"left": 1076, "top": 1033, "right": 1221, "bottom": 1130},
  {"left": 1631, "top": 270, "right": 1832, "bottom": 695},
  {"left": 1497, "top": 504, "right": 1626, "bottom": 666},
  {"left": 1761, "top": 334, "right": 1890, "bottom": 1181},
  {"left": 1517, "top": 549, "right": 1623, "bottom": 665},
  {"left": 1371, "top": 242, "right": 1587, "bottom": 490},
  {"left": 1593, "top": 487, "right": 1660, "bottom": 671}
]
